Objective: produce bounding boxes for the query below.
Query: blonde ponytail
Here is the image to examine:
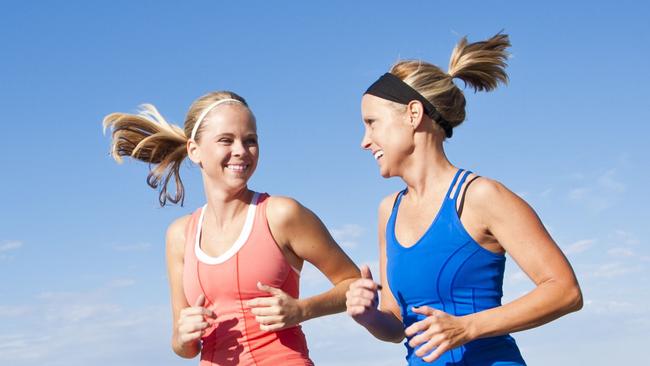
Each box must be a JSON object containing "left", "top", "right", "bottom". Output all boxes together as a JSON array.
[
  {"left": 389, "top": 32, "right": 511, "bottom": 136},
  {"left": 103, "top": 104, "right": 188, "bottom": 206},
  {"left": 448, "top": 33, "right": 510, "bottom": 92}
]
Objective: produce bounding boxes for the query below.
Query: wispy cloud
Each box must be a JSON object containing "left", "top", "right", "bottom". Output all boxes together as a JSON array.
[
  {"left": 612, "top": 230, "right": 640, "bottom": 246},
  {"left": 0, "top": 240, "right": 23, "bottom": 252},
  {"left": 568, "top": 169, "right": 626, "bottom": 212},
  {"left": 563, "top": 239, "right": 595, "bottom": 255},
  {"left": 586, "top": 261, "right": 643, "bottom": 279},
  {"left": 0, "top": 240, "right": 24, "bottom": 260},
  {"left": 607, "top": 247, "right": 634, "bottom": 257},
  {"left": 331, "top": 224, "right": 365, "bottom": 249},
  {"left": 0, "top": 306, "right": 31, "bottom": 318},
  {"left": 583, "top": 299, "right": 646, "bottom": 315},
  {"left": 0, "top": 288, "right": 172, "bottom": 366},
  {"left": 107, "top": 278, "right": 136, "bottom": 288}
]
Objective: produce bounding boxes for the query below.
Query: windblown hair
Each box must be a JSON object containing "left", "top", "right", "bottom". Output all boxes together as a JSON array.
[
  {"left": 389, "top": 32, "right": 510, "bottom": 136},
  {"left": 102, "top": 91, "right": 249, "bottom": 206}
]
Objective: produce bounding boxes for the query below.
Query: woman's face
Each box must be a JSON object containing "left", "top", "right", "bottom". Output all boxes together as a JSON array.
[
  {"left": 190, "top": 104, "right": 259, "bottom": 191},
  {"left": 360, "top": 94, "right": 413, "bottom": 178}
]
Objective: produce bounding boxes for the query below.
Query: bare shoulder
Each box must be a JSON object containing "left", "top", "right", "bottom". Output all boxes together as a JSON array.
[
  {"left": 464, "top": 176, "right": 533, "bottom": 225},
  {"left": 266, "top": 195, "right": 308, "bottom": 225},
  {"left": 378, "top": 191, "right": 401, "bottom": 218},
  {"left": 464, "top": 176, "right": 518, "bottom": 206},
  {"left": 166, "top": 214, "right": 191, "bottom": 257}
]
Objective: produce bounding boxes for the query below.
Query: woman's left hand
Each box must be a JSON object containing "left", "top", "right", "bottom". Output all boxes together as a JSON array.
[
  {"left": 404, "top": 306, "right": 473, "bottom": 363},
  {"left": 246, "top": 282, "right": 304, "bottom": 332}
]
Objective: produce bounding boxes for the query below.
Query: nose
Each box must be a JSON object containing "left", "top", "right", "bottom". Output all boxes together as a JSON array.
[
  {"left": 360, "top": 127, "right": 372, "bottom": 150},
  {"left": 232, "top": 139, "right": 247, "bottom": 157}
]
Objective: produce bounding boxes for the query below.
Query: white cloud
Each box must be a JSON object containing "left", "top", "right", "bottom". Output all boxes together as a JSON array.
[
  {"left": 303, "top": 313, "right": 403, "bottom": 366},
  {"left": 607, "top": 247, "right": 634, "bottom": 257},
  {"left": 505, "top": 270, "right": 528, "bottom": 285},
  {"left": 331, "top": 224, "right": 365, "bottom": 249},
  {"left": 0, "top": 306, "right": 31, "bottom": 318},
  {"left": 563, "top": 239, "right": 595, "bottom": 255},
  {"left": 567, "top": 169, "right": 627, "bottom": 212},
  {"left": 613, "top": 230, "right": 640, "bottom": 246},
  {"left": 583, "top": 299, "right": 645, "bottom": 315},
  {"left": 540, "top": 188, "right": 553, "bottom": 198},
  {"left": 0, "top": 288, "right": 175, "bottom": 366},
  {"left": 107, "top": 278, "right": 136, "bottom": 288},
  {"left": 598, "top": 169, "right": 625, "bottom": 193},
  {"left": 0, "top": 241, "right": 23, "bottom": 252},
  {"left": 586, "top": 262, "right": 643, "bottom": 279}
]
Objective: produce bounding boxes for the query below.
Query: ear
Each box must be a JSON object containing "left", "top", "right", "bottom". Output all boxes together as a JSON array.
[
  {"left": 186, "top": 139, "right": 201, "bottom": 165},
  {"left": 406, "top": 100, "right": 425, "bottom": 130}
]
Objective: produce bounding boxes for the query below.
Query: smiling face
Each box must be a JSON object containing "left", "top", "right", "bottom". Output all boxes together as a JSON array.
[
  {"left": 360, "top": 94, "right": 414, "bottom": 178},
  {"left": 187, "top": 103, "right": 259, "bottom": 192}
]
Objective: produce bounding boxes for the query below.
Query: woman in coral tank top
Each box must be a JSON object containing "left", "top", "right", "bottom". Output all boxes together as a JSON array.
[{"left": 103, "top": 91, "right": 360, "bottom": 365}]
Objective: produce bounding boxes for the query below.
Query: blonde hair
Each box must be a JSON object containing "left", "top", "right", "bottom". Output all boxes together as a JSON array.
[
  {"left": 389, "top": 32, "right": 510, "bottom": 136},
  {"left": 102, "top": 91, "right": 249, "bottom": 206}
]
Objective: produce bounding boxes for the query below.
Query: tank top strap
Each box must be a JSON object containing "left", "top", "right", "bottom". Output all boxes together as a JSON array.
[
  {"left": 449, "top": 169, "right": 473, "bottom": 202},
  {"left": 183, "top": 208, "right": 202, "bottom": 254}
]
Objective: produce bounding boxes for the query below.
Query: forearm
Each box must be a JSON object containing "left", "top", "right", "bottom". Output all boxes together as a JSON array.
[
  {"left": 466, "top": 279, "right": 582, "bottom": 340},
  {"left": 171, "top": 337, "right": 201, "bottom": 359},
  {"left": 298, "top": 278, "right": 356, "bottom": 321},
  {"left": 359, "top": 308, "right": 405, "bottom": 343}
]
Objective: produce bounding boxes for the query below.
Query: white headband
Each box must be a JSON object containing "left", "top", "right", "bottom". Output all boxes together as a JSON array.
[{"left": 190, "top": 98, "right": 244, "bottom": 140}]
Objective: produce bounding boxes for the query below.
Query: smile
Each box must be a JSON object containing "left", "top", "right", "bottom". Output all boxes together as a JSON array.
[
  {"left": 226, "top": 164, "right": 249, "bottom": 172},
  {"left": 373, "top": 150, "right": 384, "bottom": 160}
]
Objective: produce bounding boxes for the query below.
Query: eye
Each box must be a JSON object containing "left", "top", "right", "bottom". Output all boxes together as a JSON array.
[
  {"left": 218, "top": 138, "right": 233, "bottom": 144},
  {"left": 245, "top": 137, "right": 258, "bottom": 146}
]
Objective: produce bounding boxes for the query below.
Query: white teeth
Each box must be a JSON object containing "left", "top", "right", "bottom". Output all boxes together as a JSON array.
[
  {"left": 227, "top": 164, "right": 248, "bottom": 172},
  {"left": 373, "top": 150, "right": 384, "bottom": 160}
]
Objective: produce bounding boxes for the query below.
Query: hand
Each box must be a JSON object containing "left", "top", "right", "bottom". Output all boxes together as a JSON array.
[
  {"left": 404, "top": 306, "right": 472, "bottom": 363},
  {"left": 246, "top": 282, "right": 304, "bottom": 331},
  {"left": 177, "top": 294, "right": 217, "bottom": 346},
  {"left": 346, "top": 265, "right": 381, "bottom": 325}
]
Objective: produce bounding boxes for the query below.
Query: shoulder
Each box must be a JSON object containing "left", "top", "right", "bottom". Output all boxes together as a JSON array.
[
  {"left": 166, "top": 214, "right": 192, "bottom": 256},
  {"left": 378, "top": 191, "right": 402, "bottom": 222},
  {"left": 266, "top": 195, "right": 309, "bottom": 226},
  {"left": 465, "top": 176, "right": 508, "bottom": 200},
  {"left": 464, "top": 176, "right": 525, "bottom": 214}
]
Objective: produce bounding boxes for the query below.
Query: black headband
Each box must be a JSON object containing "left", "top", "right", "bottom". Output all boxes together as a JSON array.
[{"left": 364, "top": 73, "right": 453, "bottom": 138}]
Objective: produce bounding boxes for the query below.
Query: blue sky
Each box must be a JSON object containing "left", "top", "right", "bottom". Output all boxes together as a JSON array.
[{"left": 1, "top": 1, "right": 648, "bottom": 365}]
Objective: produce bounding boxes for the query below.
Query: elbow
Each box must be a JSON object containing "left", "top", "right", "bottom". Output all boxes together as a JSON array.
[{"left": 564, "top": 284, "right": 583, "bottom": 313}]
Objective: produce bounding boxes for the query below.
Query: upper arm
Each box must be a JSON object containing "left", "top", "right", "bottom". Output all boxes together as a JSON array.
[
  {"left": 377, "top": 193, "right": 402, "bottom": 320},
  {"left": 470, "top": 179, "right": 579, "bottom": 288},
  {"left": 166, "top": 215, "right": 191, "bottom": 337},
  {"left": 266, "top": 196, "right": 360, "bottom": 285}
]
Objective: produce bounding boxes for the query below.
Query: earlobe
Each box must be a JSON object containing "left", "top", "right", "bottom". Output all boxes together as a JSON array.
[{"left": 407, "top": 100, "right": 424, "bottom": 130}]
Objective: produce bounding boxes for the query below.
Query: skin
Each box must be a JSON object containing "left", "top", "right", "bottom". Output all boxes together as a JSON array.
[
  {"left": 165, "top": 103, "right": 360, "bottom": 358},
  {"left": 345, "top": 94, "right": 583, "bottom": 363}
]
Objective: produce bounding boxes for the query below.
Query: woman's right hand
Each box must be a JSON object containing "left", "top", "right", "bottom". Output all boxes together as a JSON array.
[
  {"left": 346, "top": 265, "right": 381, "bottom": 325},
  {"left": 177, "top": 294, "right": 217, "bottom": 346}
]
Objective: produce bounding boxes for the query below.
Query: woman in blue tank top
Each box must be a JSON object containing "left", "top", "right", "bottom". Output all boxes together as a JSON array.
[{"left": 345, "top": 33, "right": 583, "bottom": 365}]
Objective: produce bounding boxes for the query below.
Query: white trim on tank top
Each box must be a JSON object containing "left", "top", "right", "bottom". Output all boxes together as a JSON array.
[
  {"left": 195, "top": 192, "right": 260, "bottom": 265},
  {"left": 194, "top": 192, "right": 301, "bottom": 274}
]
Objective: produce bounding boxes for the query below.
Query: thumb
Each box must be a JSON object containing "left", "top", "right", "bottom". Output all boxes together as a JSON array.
[
  {"left": 360, "top": 264, "right": 373, "bottom": 280},
  {"left": 194, "top": 294, "right": 206, "bottom": 307}
]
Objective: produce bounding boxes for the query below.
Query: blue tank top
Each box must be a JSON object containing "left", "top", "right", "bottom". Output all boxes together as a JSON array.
[{"left": 386, "top": 169, "right": 526, "bottom": 366}]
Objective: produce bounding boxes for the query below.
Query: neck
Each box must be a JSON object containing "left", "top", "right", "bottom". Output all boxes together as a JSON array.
[
  {"left": 202, "top": 183, "right": 253, "bottom": 229},
  {"left": 399, "top": 133, "right": 456, "bottom": 200}
]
